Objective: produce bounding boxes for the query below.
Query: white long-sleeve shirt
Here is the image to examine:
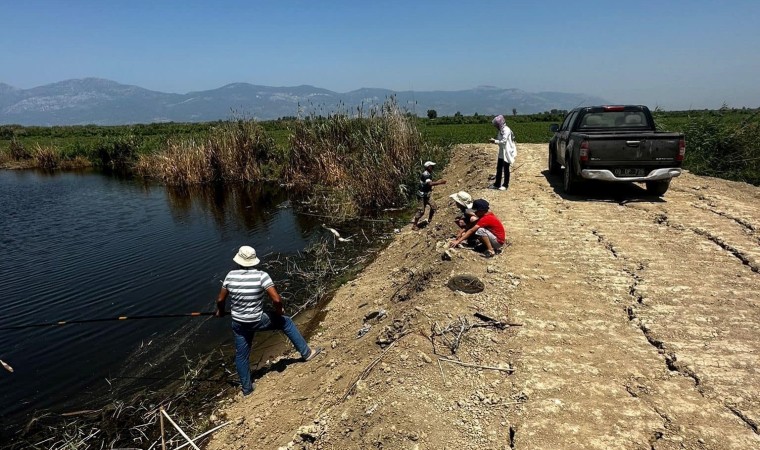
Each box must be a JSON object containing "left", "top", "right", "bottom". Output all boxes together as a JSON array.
[{"left": 494, "top": 125, "right": 517, "bottom": 163}]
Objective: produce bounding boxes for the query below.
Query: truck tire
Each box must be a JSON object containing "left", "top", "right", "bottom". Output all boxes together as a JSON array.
[
  {"left": 646, "top": 179, "right": 671, "bottom": 196},
  {"left": 563, "top": 153, "right": 580, "bottom": 194},
  {"left": 548, "top": 145, "right": 562, "bottom": 175}
]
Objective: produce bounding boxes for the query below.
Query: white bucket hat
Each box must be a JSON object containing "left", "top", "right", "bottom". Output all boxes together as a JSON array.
[
  {"left": 449, "top": 191, "right": 473, "bottom": 208},
  {"left": 233, "top": 246, "right": 260, "bottom": 267},
  {"left": 423, "top": 161, "right": 436, "bottom": 168}
]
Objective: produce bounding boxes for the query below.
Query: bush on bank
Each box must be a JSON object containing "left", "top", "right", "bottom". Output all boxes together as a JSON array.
[
  {"left": 134, "top": 120, "right": 276, "bottom": 185},
  {"left": 285, "top": 100, "right": 446, "bottom": 218},
  {"left": 653, "top": 107, "right": 760, "bottom": 185}
]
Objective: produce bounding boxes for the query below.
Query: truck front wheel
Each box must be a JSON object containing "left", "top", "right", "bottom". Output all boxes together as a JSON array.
[
  {"left": 563, "top": 156, "right": 580, "bottom": 194},
  {"left": 548, "top": 145, "right": 562, "bottom": 175},
  {"left": 646, "top": 179, "right": 671, "bottom": 196}
]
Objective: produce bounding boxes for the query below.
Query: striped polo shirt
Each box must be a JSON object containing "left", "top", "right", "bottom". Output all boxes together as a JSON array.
[{"left": 222, "top": 269, "right": 275, "bottom": 323}]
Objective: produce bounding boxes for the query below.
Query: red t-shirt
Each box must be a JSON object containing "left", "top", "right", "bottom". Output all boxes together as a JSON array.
[{"left": 476, "top": 212, "right": 506, "bottom": 244}]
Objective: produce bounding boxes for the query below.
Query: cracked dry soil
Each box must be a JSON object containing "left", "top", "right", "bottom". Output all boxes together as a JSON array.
[{"left": 206, "top": 143, "right": 760, "bottom": 449}]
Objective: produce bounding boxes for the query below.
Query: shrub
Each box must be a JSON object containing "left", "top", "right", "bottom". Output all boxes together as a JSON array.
[
  {"left": 96, "top": 135, "right": 140, "bottom": 171},
  {"left": 33, "top": 144, "right": 60, "bottom": 169},
  {"left": 9, "top": 138, "right": 31, "bottom": 160},
  {"left": 682, "top": 108, "right": 760, "bottom": 184}
]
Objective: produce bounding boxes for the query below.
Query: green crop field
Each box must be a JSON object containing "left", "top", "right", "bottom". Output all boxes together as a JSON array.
[
  {"left": 2, "top": 108, "right": 758, "bottom": 185},
  {"left": 419, "top": 121, "right": 555, "bottom": 146}
]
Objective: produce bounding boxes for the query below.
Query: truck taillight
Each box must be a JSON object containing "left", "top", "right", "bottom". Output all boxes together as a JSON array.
[
  {"left": 676, "top": 138, "right": 686, "bottom": 161},
  {"left": 603, "top": 105, "right": 625, "bottom": 112},
  {"left": 580, "top": 141, "right": 590, "bottom": 162}
]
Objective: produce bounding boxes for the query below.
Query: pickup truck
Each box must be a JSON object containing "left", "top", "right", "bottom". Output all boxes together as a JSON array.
[{"left": 548, "top": 105, "right": 685, "bottom": 196}]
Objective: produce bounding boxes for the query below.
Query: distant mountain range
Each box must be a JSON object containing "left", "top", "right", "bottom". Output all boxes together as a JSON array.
[{"left": 0, "top": 78, "right": 609, "bottom": 126}]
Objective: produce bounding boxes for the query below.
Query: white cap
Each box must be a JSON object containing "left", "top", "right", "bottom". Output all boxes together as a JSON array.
[{"left": 423, "top": 161, "right": 436, "bottom": 168}]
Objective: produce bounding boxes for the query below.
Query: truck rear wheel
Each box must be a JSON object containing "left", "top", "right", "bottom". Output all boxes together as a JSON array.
[
  {"left": 646, "top": 179, "right": 671, "bottom": 196},
  {"left": 548, "top": 145, "right": 562, "bottom": 175},
  {"left": 563, "top": 156, "right": 580, "bottom": 194}
]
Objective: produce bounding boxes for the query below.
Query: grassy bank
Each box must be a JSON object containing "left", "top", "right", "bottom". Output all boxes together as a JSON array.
[
  {"left": 654, "top": 107, "right": 760, "bottom": 185},
  {"left": 2, "top": 107, "right": 759, "bottom": 189}
]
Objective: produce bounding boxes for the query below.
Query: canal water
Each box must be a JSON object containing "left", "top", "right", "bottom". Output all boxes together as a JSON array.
[{"left": 0, "top": 169, "right": 391, "bottom": 435}]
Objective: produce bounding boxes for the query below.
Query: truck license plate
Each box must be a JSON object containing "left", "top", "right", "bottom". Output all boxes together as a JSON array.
[{"left": 614, "top": 168, "right": 645, "bottom": 177}]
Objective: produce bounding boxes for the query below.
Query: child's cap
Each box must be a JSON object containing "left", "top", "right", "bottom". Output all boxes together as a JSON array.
[
  {"left": 449, "top": 191, "right": 473, "bottom": 209},
  {"left": 473, "top": 199, "right": 490, "bottom": 211},
  {"left": 423, "top": 161, "right": 436, "bottom": 168}
]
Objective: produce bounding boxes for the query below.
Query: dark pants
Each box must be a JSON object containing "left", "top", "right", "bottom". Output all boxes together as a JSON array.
[{"left": 494, "top": 159, "right": 511, "bottom": 189}]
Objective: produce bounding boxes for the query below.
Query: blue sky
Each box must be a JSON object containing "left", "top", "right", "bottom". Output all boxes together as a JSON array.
[{"left": 2, "top": 0, "right": 759, "bottom": 110}]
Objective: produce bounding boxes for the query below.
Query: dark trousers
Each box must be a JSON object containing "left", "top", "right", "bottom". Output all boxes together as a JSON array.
[{"left": 494, "top": 159, "right": 511, "bottom": 189}]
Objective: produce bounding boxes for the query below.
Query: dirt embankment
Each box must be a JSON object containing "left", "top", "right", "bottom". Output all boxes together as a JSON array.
[{"left": 205, "top": 143, "right": 760, "bottom": 449}]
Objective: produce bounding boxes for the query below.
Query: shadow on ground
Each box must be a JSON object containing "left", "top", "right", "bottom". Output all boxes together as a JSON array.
[
  {"left": 251, "top": 356, "right": 302, "bottom": 379},
  {"left": 542, "top": 169, "right": 667, "bottom": 204}
]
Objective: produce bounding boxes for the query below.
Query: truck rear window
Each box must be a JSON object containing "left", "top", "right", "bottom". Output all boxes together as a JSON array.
[{"left": 578, "top": 111, "right": 648, "bottom": 129}]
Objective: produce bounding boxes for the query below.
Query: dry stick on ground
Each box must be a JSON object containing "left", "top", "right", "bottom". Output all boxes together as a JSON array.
[
  {"left": 431, "top": 316, "right": 523, "bottom": 355},
  {"left": 438, "top": 357, "right": 515, "bottom": 374},
  {"left": 341, "top": 330, "right": 412, "bottom": 401},
  {"left": 431, "top": 317, "right": 486, "bottom": 354},
  {"left": 160, "top": 408, "right": 200, "bottom": 450},
  {"left": 173, "top": 421, "right": 232, "bottom": 450},
  {"left": 437, "top": 358, "right": 447, "bottom": 384}
]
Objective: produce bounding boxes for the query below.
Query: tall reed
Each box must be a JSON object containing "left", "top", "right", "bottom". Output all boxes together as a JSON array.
[
  {"left": 135, "top": 120, "right": 276, "bottom": 186},
  {"left": 285, "top": 99, "right": 444, "bottom": 218},
  {"left": 33, "top": 144, "right": 60, "bottom": 170}
]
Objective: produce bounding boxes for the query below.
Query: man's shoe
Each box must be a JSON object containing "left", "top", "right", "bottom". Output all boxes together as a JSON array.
[
  {"left": 498, "top": 186, "right": 507, "bottom": 191},
  {"left": 304, "top": 346, "right": 323, "bottom": 362}
]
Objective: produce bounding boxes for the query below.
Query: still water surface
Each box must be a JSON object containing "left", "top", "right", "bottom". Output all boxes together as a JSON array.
[{"left": 0, "top": 170, "right": 348, "bottom": 430}]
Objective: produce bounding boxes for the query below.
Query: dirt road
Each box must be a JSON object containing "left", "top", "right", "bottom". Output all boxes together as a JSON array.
[{"left": 207, "top": 143, "right": 760, "bottom": 449}]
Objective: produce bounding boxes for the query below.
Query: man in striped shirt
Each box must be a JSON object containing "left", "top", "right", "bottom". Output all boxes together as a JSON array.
[{"left": 215, "top": 245, "right": 322, "bottom": 396}]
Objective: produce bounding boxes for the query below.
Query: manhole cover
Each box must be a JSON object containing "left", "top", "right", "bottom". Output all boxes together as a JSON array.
[{"left": 447, "top": 274, "right": 485, "bottom": 294}]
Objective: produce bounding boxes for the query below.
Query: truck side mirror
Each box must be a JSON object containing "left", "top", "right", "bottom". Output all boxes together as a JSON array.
[{"left": 549, "top": 124, "right": 559, "bottom": 133}]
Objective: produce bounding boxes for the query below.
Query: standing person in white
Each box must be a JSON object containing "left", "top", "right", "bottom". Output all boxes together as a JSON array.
[{"left": 490, "top": 115, "right": 517, "bottom": 191}]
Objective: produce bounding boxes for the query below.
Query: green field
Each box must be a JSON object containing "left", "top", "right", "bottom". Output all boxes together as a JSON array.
[
  {"left": 2, "top": 108, "right": 759, "bottom": 185},
  {"left": 419, "top": 121, "right": 555, "bottom": 146}
]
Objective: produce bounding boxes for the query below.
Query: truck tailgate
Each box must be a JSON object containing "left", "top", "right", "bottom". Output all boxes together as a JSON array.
[{"left": 583, "top": 132, "right": 682, "bottom": 163}]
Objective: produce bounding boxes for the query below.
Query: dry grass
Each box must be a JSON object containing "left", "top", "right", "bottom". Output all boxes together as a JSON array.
[
  {"left": 0, "top": 144, "right": 91, "bottom": 170},
  {"left": 135, "top": 121, "right": 275, "bottom": 186},
  {"left": 11, "top": 350, "right": 236, "bottom": 450},
  {"left": 33, "top": 144, "right": 60, "bottom": 170},
  {"left": 285, "top": 99, "right": 444, "bottom": 219}
]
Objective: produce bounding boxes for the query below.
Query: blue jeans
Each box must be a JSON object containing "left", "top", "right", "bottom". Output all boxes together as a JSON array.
[{"left": 231, "top": 313, "right": 310, "bottom": 395}]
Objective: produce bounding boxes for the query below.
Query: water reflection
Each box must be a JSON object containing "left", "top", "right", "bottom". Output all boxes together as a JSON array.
[{"left": 164, "top": 183, "right": 289, "bottom": 232}]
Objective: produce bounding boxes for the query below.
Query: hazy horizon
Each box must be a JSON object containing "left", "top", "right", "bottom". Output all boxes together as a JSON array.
[{"left": 2, "top": 1, "right": 759, "bottom": 110}]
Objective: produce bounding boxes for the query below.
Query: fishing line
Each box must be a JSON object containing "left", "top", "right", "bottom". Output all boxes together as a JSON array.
[{"left": 0, "top": 311, "right": 218, "bottom": 331}]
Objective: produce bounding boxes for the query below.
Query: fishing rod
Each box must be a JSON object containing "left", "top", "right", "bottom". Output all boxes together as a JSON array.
[{"left": 0, "top": 311, "right": 218, "bottom": 331}]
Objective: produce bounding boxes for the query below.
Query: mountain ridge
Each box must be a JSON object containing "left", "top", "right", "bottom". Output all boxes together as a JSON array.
[{"left": 0, "top": 78, "right": 609, "bottom": 126}]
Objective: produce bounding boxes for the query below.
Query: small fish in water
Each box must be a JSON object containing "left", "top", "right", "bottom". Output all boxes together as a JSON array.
[
  {"left": 322, "top": 224, "right": 353, "bottom": 242},
  {"left": 1, "top": 359, "right": 13, "bottom": 373}
]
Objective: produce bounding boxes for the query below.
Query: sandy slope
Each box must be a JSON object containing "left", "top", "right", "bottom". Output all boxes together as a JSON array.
[{"left": 205, "top": 143, "right": 760, "bottom": 449}]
